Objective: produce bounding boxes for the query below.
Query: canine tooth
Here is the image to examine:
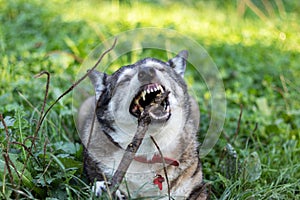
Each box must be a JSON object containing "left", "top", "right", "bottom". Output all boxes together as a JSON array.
[
  {"left": 154, "top": 87, "right": 158, "bottom": 92},
  {"left": 147, "top": 89, "right": 151, "bottom": 94},
  {"left": 166, "top": 105, "right": 170, "bottom": 112},
  {"left": 159, "top": 85, "right": 164, "bottom": 92},
  {"left": 155, "top": 84, "right": 160, "bottom": 91},
  {"left": 150, "top": 88, "right": 154, "bottom": 93},
  {"left": 142, "top": 91, "right": 146, "bottom": 101}
]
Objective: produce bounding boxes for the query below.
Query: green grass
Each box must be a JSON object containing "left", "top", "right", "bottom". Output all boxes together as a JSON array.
[{"left": 1, "top": 0, "right": 300, "bottom": 199}]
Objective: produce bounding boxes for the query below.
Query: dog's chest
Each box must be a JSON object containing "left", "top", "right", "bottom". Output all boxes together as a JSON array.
[{"left": 106, "top": 150, "right": 177, "bottom": 198}]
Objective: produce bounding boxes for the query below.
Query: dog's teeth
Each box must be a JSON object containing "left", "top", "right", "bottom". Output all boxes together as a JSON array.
[
  {"left": 149, "top": 112, "right": 169, "bottom": 120},
  {"left": 154, "top": 87, "right": 158, "bottom": 92},
  {"left": 150, "top": 88, "right": 154, "bottom": 93},
  {"left": 147, "top": 89, "right": 151, "bottom": 94},
  {"left": 141, "top": 91, "right": 146, "bottom": 101},
  {"left": 166, "top": 105, "right": 170, "bottom": 112},
  {"left": 149, "top": 112, "right": 158, "bottom": 120},
  {"left": 159, "top": 85, "right": 164, "bottom": 92}
]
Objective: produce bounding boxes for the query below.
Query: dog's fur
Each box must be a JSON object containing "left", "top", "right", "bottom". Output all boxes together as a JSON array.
[{"left": 77, "top": 51, "right": 207, "bottom": 199}]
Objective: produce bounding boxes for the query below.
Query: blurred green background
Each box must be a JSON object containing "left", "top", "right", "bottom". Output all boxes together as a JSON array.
[{"left": 0, "top": 0, "right": 299, "bottom": 199}]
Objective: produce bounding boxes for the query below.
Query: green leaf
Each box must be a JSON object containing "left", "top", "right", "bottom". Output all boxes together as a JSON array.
[
  {"left": 256, "top": 97, "right": 271, "bottom": 116},
  {"left": 0, "top": 116, "right": 15, "bottom": 128},
  {"left": 243, "top": 152, "right": 262, "bottom": 182},
  {"left": 53, "top": 142, "right": 80, "bottom": 155},
  {"left": 265, "top": 124, "right": 280, "bottom": 134},
  {"left": 0, "top": 153, "right": 44, "bottom": 196}
]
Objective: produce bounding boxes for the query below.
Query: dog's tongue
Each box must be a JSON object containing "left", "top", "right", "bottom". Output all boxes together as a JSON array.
[
  {"left": 134, "top": 155, "right": 179, "bottom": 166},
  {"left": 149, "top": 105, "right": 168, "bottom": 119}
]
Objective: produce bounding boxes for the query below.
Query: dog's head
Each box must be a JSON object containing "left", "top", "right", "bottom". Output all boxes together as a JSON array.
[{"left": 88, "top": 51, "right": 190, "bottom": 145}]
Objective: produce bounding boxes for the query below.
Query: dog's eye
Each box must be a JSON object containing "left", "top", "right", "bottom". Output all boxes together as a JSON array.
[
  {"left": 156, "top": 67, "right": 166, "bottom": 72},
  {"left": 117, "top": 76, "right": 131, "bottom": 86}
]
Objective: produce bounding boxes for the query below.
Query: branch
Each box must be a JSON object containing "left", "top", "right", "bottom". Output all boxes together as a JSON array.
[
  {"left": 36, "top": 38, "right": 117, "bottom": 135},
  {"left": 109, "top": 111, "right": 151, "bottom": 191},
  {"left": 0, "top": 114, "right": 15, "bottom": 185},
  {"left": 234, "top": 104, "right": 243, "bottom": 141},
  {"left": 109, "top": 91, "right": 170, "bottom": 194},
  {"left": 18, "top": 38, "right": 117, "bottom": 190},
  {"left": 33, "top": 71, "right": 50, "bottom": 146}
]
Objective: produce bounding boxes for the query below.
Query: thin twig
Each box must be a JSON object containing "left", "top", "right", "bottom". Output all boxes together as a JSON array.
[
  {"left": 252, "top": 122, "right": 258, "bottom": 135},
  {"left": 1, "top": 114, "right": 15, "bottom": 185},
  {"left": 86, "top": 39, "right": 118, "bottom": 150},
  {"left": 17, "top": 38, "right": 117, "bottom": 191},
  {"left": 16, "top": 71, "right": 50, "bottom": 192},
  {"left": 32, "top": 71, "right": 50, "bottom": 151},
  {"left": 0, "top": 114, "right": 9, "bottom": 139},
  {"left": 1, "top": 116, "right": 23, "bottom": 184},
  {"left": 102, "top": 172, "right": 113, "bottom": 200},
  {"left": 150, "top": 135, "right": 171, "bottom": 200},
  {"left": 245, "top": 122, "right": 259, "bottom": 150},
  {"left": 34, "top": 71, "right": 50, "bottom": 134},
  {"left": 36, "top": 158, "right": 53, "bottom": 187},
  {"left": 36, "top": 37, "right": 117, "bottom": 135},
  {"left": 11, "top": 142, "right": 37, "bottom": 159},
  {"left": 234, "top": 104, "right": 243, "bottom": 142},
  {"left": 2, "top": 154, "right": 15, "bottom": 184}
]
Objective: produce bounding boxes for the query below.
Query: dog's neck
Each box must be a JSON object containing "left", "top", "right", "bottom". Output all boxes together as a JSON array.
[{"left": 134, "top": 154, "right": 179, "bottom": 166}]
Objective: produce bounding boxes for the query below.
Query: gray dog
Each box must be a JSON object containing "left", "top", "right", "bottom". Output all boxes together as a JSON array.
[{"left": 77, "top": 51, "right": 207, "bottom": 199}]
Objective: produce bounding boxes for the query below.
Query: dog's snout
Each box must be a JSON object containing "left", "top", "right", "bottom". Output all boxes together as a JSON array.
[{"left": 138, "top": 67, "right": 156, "bottom": 82}]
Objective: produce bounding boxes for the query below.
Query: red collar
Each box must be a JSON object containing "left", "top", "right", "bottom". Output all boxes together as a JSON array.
[
  {"left": 134, "top": 155, "right": 179, "bottom": 191},
  {"left": 134, "top": 155, "right": 180, "bottom": 166}
]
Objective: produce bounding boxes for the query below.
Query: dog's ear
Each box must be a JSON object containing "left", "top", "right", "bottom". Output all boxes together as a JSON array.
[
  {"left": 88, "top": 69, "right": 107, "bottom": 100},
  {"left": 167, "top": 50, "right": 188, "bottom": 78}
]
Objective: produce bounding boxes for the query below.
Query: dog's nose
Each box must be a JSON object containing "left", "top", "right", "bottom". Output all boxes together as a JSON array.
[{"left": 138, "top": 67, "right": 156, "bottom": 82}]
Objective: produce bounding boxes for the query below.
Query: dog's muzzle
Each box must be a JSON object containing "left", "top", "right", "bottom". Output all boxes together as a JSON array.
[{"left": 129, "top": 83, "right": 171, "bottom": 121}]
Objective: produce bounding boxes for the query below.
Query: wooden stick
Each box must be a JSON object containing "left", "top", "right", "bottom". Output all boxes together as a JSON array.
[
  {"left": 109, "top": 113, "right": 151, "bottom": 191},
  {"left": 110, "top": 91, "right": 170, "bottom": 194}
]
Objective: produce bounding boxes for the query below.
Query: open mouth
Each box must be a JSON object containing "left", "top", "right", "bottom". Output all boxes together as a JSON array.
[{"left": 129, "top": 83, "right": 171, "bottom": 121}]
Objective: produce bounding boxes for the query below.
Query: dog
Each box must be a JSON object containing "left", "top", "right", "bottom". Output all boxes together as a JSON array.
[{"left": 77, "top": 50, "right": 207, "bottom": 199}]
